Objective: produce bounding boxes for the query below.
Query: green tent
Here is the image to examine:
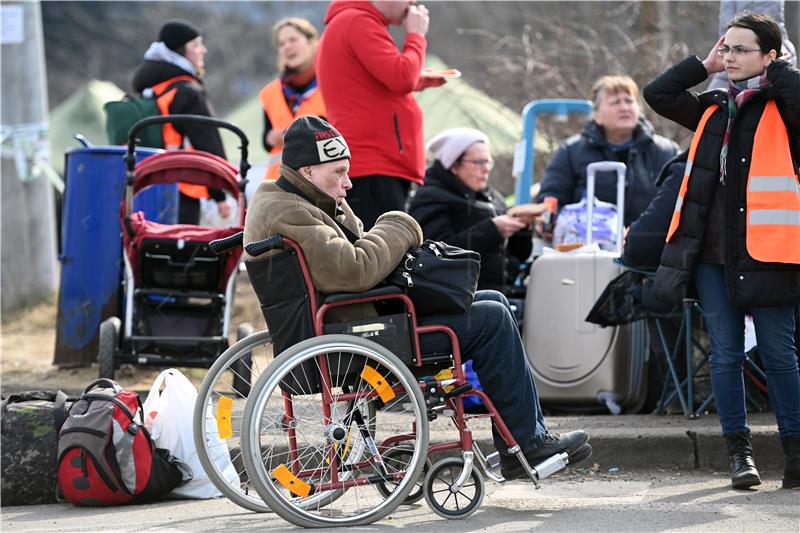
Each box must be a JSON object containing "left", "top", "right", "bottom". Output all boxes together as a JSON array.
[
  {"left": 414, "top": 55, "right": 523, "bottom": 157},
  {"left": 47, "top": 80, "right": 125, "bottom": 174}
]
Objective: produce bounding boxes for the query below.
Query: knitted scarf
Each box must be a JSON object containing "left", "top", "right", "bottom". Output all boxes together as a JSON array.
[
  {"left": 281, "top": 64, "right": 318, "bottom": 113},
  {"left": 720, "top": 71, "right": 770, "bottom": 184}
]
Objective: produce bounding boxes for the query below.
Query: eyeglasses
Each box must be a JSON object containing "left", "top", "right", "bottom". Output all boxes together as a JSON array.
[
  {"left": 716, "top": 45, "right": 763, "bottom": 57},
  {"left": 461, "top": 159, "right": 494, "bottom": 169}
]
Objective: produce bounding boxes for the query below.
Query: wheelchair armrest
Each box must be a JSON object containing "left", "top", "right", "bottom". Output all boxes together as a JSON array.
[{"left": 323, "top": 285, "right": 403, "bottom": 304}]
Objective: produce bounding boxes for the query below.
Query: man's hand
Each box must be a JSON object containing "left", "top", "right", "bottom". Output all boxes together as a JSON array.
[
  {"left": 404, "top": 4, "right": 429, "bottom": 36},
  {"left": 492, "top": 214, "right": 527, "bottom": 239},
  {"left": 217, "top": 200, "right": 232, "bottom": 219},
  {"left": 414, "top": 68, "right": 447, "bottom": 91},
  {"left": 266, "top": 128, "right": 285, "bottom": 148}
]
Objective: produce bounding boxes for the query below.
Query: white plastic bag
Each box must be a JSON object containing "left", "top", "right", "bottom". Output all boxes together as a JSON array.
[{"left": 143, "top": 368, "right": 236, "bottom": 499}]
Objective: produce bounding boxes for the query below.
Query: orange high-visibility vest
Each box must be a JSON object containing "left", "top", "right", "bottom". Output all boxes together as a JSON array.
[
  {"left": 153, "top": 76, "right": 210, "bottom": 200},
  {"left": 666, "top": 101, "right": 800, "bottom": 264},
  {"left": 259, "top": 78, "right": 326, "bottom": 181}
]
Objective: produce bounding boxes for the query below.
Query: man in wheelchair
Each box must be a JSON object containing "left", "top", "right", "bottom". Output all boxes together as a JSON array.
[{"left": 244, "top": 116, "right": 592, "bottom": 480}]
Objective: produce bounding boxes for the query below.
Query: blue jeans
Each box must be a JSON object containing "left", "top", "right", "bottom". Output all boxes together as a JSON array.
[
  {"left": 418, "top": 290, "right": 547, "bottom": 451},
  {"left": 696, "top": 263, "right": 800, "bottom": 438}
]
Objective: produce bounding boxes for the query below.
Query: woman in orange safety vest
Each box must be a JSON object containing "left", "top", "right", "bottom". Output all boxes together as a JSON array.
[
  {"left": 644, "top": 12, "right": 800, "bottom": 491},
  {"left": 132, "top": 20, "right": 231, "bottom": 224},
  {"left": 259, "top": 18, "right": 326, "bottom": 181}
]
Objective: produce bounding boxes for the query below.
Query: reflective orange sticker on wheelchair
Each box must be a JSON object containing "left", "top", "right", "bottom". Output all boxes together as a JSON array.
[
  {"left": 361, "top": 365, "right": 396, "bottom": 403},
  {"left": 216, "top": 396, "right": 233, "bottom": 439},
  {"left": 273, "top": 464, "right": 312, "bottom": 498}
]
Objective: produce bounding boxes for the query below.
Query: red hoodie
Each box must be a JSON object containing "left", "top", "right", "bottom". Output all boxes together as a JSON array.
[{"left": 317, "top": 1, "right": 426, "bottom": 184}]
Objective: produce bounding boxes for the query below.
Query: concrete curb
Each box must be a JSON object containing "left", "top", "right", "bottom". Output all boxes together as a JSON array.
[{"left": 428, "top": 412, "right": 785, "bottom": 474}]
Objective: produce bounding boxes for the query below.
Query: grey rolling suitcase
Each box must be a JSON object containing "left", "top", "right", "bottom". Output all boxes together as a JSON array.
[{"left": 523, "top": 162, "right": 649, "bottom": 414}]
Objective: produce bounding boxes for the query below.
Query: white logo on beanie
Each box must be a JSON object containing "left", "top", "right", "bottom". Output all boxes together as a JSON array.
[{"left": 317, "top": 137, "right": 350, "bottom": 162}]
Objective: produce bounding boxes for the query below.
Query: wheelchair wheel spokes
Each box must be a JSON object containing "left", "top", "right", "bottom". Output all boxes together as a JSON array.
[
  {"left": 193, "top": 329, "right": 275, "bottom": 513},
  {"left": 242, "top": 334, "right": 429, "bottom": 527}
]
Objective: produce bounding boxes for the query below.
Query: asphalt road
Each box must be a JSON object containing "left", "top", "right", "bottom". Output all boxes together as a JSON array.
[{"left": 3, "top": 471, "right": 798, "bottom": 532}]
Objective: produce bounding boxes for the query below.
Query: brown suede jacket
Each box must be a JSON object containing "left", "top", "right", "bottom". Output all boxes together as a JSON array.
[{"left": 243, "top": 164, "right": 423, "bottom": 295}]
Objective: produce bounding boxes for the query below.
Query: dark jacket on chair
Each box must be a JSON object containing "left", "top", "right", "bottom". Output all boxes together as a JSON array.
[{"left": 621, "top": 150, "right": 687, "bottom": 272}]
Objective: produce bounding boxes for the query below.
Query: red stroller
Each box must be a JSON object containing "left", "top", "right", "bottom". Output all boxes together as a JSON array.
[{"left": 98, "top": 115, "right": 251, "bottom": 387}]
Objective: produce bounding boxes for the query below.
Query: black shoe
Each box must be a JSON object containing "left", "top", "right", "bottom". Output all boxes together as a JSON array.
[
  {"left": 500, "top": 430, "right": 590, "bottom": 480},
  {"left": 781, "top": 436, "right": 800, "bottom": 489},
  {"left": 725, "top": 432, "right": 761, "bottom": 489}
]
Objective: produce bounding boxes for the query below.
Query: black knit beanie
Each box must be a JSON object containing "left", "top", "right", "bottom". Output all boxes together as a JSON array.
[
  {"left": 159, "top": 20, "right": 201, "bottom": 51},
  {"left": 283, "top": 116, "right": 351, "bottom": 170}
]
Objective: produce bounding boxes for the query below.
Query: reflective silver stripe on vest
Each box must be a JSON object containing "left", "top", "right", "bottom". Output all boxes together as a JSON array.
[
  {"left": 684, "top": 159, "right": 694, "bottom": 178},
  {"left": 673, "top": 195, "right": 683, "bottom": 213},
  {"left": 749, "top": 209, "right": 800, "bottom": 225},
  {"left": 748, "top": 176, "right": 800, "bottom": 193}
]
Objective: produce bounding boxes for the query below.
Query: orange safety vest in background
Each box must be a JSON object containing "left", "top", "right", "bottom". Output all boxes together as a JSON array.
[
  {"left": 153, "top": 76, "right": 210, "bottom": 200},
  {"left": 259, "top": 78, "right": 326, "bottom": 181},
  {"left": 667, "top": 101, "right": 800, "bottom": 264}
]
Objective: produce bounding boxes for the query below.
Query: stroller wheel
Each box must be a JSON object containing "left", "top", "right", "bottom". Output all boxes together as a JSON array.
[{"left": 98, "top": 317, "right": 120, "bottom": 380}]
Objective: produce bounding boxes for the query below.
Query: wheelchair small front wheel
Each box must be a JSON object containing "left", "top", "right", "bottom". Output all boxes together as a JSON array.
[{"left": 423, "top": 457, "right": 485, "bottom": 520}]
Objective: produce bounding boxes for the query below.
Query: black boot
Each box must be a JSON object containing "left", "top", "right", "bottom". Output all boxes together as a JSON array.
[
  {"left": 724, "top": 432, "right": 761, "bottom": 489},
  {"left": 781, "top": 436, "right": 800, "bottom": 489}
]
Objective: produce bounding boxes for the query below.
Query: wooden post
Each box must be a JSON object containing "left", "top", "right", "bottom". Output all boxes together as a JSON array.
[{"left": 1, "top": 1, "right": 58, "bottom": 314}]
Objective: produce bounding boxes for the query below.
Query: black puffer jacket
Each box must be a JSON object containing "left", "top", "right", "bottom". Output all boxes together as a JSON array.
[
  {"left": 621, "top": 150, "right": 687, "bottom": 271},
  {"left": 407, "top": 160, "right": 518, "bottom": 292},
  {"left": 535, "top": 117, "right": 679, "bottom": 225},
  {"left": 132, "top": 60, "right": 226, "bottom": 201},
  {"left": 643, "top": 55, "right": 800, "bottom": 308}
]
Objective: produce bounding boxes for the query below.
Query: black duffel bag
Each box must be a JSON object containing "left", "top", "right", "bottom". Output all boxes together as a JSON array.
[{"left": 387, "top": 240, "right": 480, "bottom": 316}]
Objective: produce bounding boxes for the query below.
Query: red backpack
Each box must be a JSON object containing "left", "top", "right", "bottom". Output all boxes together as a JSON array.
[{"left": 57, "top": 379, "right": 187, "bottom": 505}]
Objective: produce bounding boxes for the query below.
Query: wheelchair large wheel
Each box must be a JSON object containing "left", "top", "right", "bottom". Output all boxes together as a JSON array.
[
  {"left": 231, "top": 323, "right": 254, "bottom": 397},
  {"left": 193, "top": 329, "right": 275, "bottom": 513},
  {"left": 375, "top": 445, "right": 430, "bottom": 504},
  {"left": 241, "top": 334, "right": 429, "bottom": 528}
]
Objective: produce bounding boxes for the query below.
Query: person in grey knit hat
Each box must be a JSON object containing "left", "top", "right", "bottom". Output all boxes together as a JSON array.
[{"left": 245, "top": 115, "right": 592, "bottom": 482}]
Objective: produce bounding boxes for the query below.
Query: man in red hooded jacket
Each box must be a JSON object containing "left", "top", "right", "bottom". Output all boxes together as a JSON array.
[{"left": 317, "top": 1, "right": 444, "bottom": 230}]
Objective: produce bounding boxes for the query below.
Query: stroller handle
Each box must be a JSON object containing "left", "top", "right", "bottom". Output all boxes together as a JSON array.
[{"left": 125, "top": 114, "right": 251, "bottom": 180}]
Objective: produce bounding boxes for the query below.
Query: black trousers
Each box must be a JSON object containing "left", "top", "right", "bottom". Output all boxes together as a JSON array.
[
  {"left": 178, "top": 193, "right": 201, "bottom": 225},
  {"left": 346, "top": 175, "right": 411, "bottom": 230}
]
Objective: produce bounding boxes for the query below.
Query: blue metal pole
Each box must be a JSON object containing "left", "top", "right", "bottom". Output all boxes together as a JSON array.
[{"left": 514, "top": 99, "right": 593, "bottom": 205}]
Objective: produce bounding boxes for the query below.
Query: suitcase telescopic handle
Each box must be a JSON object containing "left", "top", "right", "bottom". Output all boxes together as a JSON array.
[{"left": 585, "top": 161, "right": 626, "bottom": 255}]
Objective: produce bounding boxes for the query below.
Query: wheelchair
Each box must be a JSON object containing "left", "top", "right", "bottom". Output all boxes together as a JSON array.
[{"left": 195, "top": 231, "right": 575, "bottom": 527}]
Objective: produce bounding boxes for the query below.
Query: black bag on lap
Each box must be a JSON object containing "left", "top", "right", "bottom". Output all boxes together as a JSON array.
[{"left": 387, "top": 240, "right": 481, "bottom": 316}]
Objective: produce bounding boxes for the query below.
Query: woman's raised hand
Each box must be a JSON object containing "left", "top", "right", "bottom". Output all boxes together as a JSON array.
[{"left": 702, "top": 35, "right": 727, "bottom": 75}]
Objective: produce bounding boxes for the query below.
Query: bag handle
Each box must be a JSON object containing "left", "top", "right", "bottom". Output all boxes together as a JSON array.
[
  {"left": 0, "top": 390, "right": 70, "bottom": 433},
  {"left": 83, "top": 378, "right": 122, "bottom": 395}
]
